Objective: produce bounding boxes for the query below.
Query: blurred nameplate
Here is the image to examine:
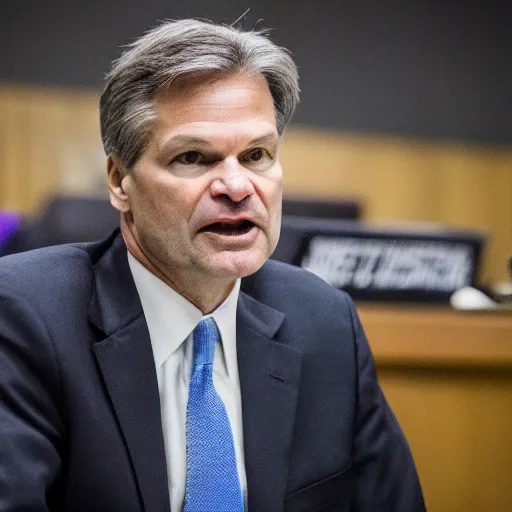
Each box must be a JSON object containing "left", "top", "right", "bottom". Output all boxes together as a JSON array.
[{"left": 272, "top": 217, "right": 485, "bottom": 302}]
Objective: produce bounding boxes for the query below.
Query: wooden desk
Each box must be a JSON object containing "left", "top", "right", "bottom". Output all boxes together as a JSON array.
[{"left": 356, "top": 304, "right": 512, "bottom": 512}]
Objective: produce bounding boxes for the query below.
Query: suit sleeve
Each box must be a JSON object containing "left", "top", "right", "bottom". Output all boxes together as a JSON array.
[
  {"left": 345, "top": 295, "right": 426, "bottom": 511},
  {"left": 0, "top": 285, "right": 63, "bottom": 511}
]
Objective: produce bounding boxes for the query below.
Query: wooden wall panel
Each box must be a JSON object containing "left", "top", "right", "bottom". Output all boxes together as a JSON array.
[
  {"left": 0, "top": 84, "right": 511, "bottom": 281},
  {"left": 0, "top": 88, "right": 30, "bottom": 210},
  {"left": 0, "top": 84, "right": 103, "bottom": 214}
]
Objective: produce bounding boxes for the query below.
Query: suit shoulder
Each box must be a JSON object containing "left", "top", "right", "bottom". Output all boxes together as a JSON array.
[
  {"left": 243, "top": 259, "right": 352, "bottom": 310},
  {"left": 0, "top": 243, "right": 95, "bottom": 303},
  {"left": 0, "top": 231, "right": 118, "bottom": 290}
]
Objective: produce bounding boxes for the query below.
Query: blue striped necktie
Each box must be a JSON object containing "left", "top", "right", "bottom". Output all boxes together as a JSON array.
[{"left": 183, "top": 317, "right": 244, "bottom": 512}]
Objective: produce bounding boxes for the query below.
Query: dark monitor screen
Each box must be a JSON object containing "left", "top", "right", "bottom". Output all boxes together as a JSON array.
[{"left": 282, "top": 197, "right": 361, "bottom": 220}]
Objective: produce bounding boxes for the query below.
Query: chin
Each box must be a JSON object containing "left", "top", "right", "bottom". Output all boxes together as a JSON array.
[{"left": 206, "top": 249, "right": 269, "bottom": 280}]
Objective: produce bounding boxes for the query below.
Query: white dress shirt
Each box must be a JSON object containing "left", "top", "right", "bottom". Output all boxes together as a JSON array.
[{"left": 127, "top": 252, "right": 247, "bottom": 511}]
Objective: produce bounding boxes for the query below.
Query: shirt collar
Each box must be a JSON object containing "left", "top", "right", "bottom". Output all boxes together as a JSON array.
[{"left": 127, "top": 251, "right": 240, "bottom": 371}]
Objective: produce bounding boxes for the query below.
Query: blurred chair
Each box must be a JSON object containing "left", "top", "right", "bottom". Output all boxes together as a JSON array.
[{"left": 1, "top": 195, "right": 119, "bottom": 256}]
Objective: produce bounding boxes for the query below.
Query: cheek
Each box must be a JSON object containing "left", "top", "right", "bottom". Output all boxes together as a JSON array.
[
  {"left": 267, "top": 173, "right": 283, "bottom": 236},
  {"left": 133, "top": 174, "right": 201, "bottom": 224},
  {"left": 267, "top": 178, "right": 283, "bottom": 218},
  {"left": 257, "top": 165, "right": 283, "bottom": 210},
  {"left": 134, "top": 187, "right": 172, "bottom": 225},
  {"left": 166, "top": 180, "right": 212, "bottom": 230}
]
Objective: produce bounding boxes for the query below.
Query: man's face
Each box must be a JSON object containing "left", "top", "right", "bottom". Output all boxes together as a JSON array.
[{"left": 117, "top": 73, "right": 282, "bottom": 288}]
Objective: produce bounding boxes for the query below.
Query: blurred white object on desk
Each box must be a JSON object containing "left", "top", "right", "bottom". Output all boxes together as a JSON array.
[{"left": 450, "top": 286, "right": 498, "bottom": 311}]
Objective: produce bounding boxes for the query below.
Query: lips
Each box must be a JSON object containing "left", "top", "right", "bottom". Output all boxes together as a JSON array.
[{"left": 199, "top": 218, "right": 256, "bottom": 236}]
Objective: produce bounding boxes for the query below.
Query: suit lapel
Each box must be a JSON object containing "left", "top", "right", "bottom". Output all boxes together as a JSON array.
[
  {"left": 89, "top": 233, "right": 170, "bottom": 512},
  {"left": 237, "top": 292, "right": 302, "bottom": 512},
  {"left": 87, "top": 233, "right": 302, "bottom": 512}
]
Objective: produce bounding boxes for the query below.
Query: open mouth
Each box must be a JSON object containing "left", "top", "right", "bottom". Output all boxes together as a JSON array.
[{"left": 200, "top": 219, "right": 256, "bottom": 236}]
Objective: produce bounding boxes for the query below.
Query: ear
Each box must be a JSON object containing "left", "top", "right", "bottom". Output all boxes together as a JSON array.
[{"left": 107, "top": 154, "right": 131, "bottom": 213}]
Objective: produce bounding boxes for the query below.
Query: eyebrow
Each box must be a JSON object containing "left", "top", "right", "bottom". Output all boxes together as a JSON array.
[
  {"left": 159, "top": 135, "right": 213, "bottom": 152},
  {"left": 159, "top": 131, "right": 279, "bottom": 154},
  {"left": 247, "top": 132, "right": 279, "bottom": 146}
]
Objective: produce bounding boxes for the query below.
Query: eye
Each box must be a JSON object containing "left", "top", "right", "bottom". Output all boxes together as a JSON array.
[
  {"left": 246, "top": 148, "right": 264, "bottom": 162},
  {"left": 174, "top": 151, "right": 202, "bottom": 165},
  {"left": 240, "top": 148, "right": 274, "bottom": 172}
]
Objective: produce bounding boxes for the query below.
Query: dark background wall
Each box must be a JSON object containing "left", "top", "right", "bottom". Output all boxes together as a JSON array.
[{"left": 1, "top": 0, "right": 511, "bottom": 143}]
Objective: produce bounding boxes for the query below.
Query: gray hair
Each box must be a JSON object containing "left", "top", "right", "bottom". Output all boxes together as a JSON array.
[{"left": 100, "top": 19, "right": 300, "bottom": 168}]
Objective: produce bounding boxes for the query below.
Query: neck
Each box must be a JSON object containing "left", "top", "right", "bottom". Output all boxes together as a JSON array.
[{"left": 120, "top": 214, "right": 234, "bottom": 314}]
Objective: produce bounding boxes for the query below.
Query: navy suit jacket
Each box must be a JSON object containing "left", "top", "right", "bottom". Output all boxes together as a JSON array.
[{"left": 0, "top": 231, "right": 425, "bottom": 511}]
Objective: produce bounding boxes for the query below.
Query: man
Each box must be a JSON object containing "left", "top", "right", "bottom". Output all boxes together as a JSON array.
[{"left": 0, "top": 19, "right": 425, "bottom": 511}]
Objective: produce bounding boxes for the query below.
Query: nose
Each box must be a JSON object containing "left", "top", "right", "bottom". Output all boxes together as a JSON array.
[{"left": 210, "top": 157, "right": 256, "bottom": 203}]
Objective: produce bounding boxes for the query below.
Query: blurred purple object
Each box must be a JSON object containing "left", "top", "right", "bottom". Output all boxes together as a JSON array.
[{"left": 0, "top": 211, "right": 22, "bottom": 246}]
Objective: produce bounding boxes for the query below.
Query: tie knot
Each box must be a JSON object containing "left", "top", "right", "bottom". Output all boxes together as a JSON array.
[{"left": 192, "top": 317, "right": 219, "bottom": 367}]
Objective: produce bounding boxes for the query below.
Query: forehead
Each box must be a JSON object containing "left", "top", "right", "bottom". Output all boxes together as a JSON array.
[{"left": 150, "top": 73, "right": 277, "bottom": 143}]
